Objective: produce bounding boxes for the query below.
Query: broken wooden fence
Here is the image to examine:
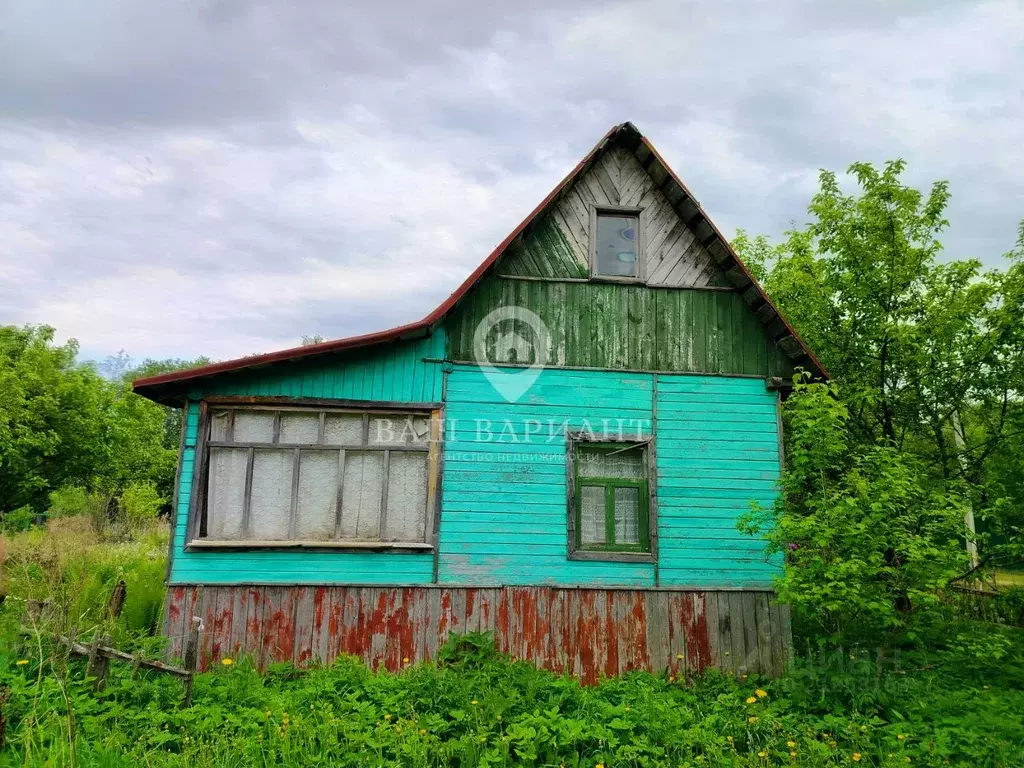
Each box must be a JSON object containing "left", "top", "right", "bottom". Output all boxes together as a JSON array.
[{"left": 23, "top": 580, "right": 202, "bottom": 708}]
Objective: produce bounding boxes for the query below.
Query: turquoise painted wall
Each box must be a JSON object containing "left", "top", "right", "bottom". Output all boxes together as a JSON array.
[
  {"left": 168, "top": 327, "right": 780, "bottom": 587},
  {"left": 439, "top": 365, "right": 656, "bottom": 586},
  {"left": 202, "top": 332, "right": 445, "bottom": 402},
  {"left": 167, "top": 332, "right": 445, "bottom": 585},
  {"left": 655, "top": 375, "right": 781, "bottom": 587},
  {"left": 439, "top": 365, "right": 780, "bottom": 587}
]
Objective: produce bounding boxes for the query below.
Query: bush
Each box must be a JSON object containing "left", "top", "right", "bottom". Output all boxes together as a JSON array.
[
  {"left": 1, "top": 504, "right": 36, "bottom": 532},
  {"left": 742, "top": 377, "right": 970, "bottom": 647},
  {"left": 119, "top": 481, "right": 165, "bottom": 526},
  {"left": 46, "top": 485, "right": 91, "bottom": 518}
]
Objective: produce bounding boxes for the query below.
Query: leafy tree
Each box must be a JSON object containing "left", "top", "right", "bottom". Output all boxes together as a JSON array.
[
  {"left": 0, "top": 326, "right": 208, "bottom": 516},
  {"left": 0, "top": 326, "right": 114, "bottom": 511},
  {"left": 743, "top": 378, "right": 969, "bottom": 645},
  {"left": 734, "top": 161, "right": 1024, "bottom": 572}
]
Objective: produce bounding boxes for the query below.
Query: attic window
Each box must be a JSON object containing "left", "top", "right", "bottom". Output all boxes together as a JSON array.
[
  {"left": 191, "top": 405, "right": 439, "bottom": 549},
  {"left": 591, "top": 208, "right": 641, "bottom": 280}
]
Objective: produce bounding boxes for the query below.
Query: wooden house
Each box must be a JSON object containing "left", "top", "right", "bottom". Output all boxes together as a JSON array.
[{"left": 133, "top": 122, "right": 825, "bottom": 681}]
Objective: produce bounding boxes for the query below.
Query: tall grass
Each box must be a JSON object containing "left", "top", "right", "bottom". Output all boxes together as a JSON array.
[{"left": 1, "top": 516, "right": 169, "bottom": 644}]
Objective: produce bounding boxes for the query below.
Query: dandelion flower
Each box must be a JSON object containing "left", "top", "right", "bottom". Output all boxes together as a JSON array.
[
  {"left": 790, "top": 752, "right": 797, "bottom": 758},
  {"left": 860, "top": 725, "right": 867, "bottom": 732},
  {"left": 758, "top": 751, "right": 767, "bottom": 758},
  {"left": 676, "top": 654, "right": 684, "bottom": 660},
  {"left": 748, "top": 716, "right": 758, "bottom": 724},
  {"left": 755, "top": 689, "right": 768, "bottom": 698},
  {"left": 497, "top": 714, "right": 502, "bottom": 721},
  {"left": 852, "top": 753, "right": 862, "bottom": 762},
  {"left": 221, "top": 658, "right": 233, "bottom": 666},
  {"left": 624, "top": 706, "right": 630, "bottom": 711},
  {"left": 897, "top": 734, "right": 906, "bottom": 741},
  {"left": 787, "top": 741, "right": 796, "bottom": 748},
  {"left": 668, "top": 675, "right": 676, "bottom": 682},
  {"left": 384, "top": 714, "right": 392, "bottom": 720},
  {"left": 471, "top": 700, "right": 478, "bottom": 705},
  {"left": 746, "top": 696, "right": 758, "bottom": 704},
  {"left": 403, "top": 657, "right": 410, "bottom": 664},
  {"left": 16, "top": 660, "right": 28, "bottom": 666}
]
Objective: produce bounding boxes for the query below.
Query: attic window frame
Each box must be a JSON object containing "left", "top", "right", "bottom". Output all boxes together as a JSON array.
[
  {"left": 565, "top": 430, "right": 657, "bottom": 564},
  {"left": 589, "top": 204, "right": 645, "bottom": 284},
  {"left": 186, "top": 400, "right": 441, "bottom": 552}
]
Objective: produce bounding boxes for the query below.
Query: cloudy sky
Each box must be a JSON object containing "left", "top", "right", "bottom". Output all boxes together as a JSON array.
[{"left": 2, "top": 0, "right": 1022, "bottom": 364}]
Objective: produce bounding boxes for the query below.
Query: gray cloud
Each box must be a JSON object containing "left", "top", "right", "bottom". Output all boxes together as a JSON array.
[{"left": 1, "top": 0, "right": 1021, "bottom": 363}]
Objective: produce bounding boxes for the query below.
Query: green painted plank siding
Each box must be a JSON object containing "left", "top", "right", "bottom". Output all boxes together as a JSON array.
[
  {"left": 167, "top": 333, "right": 445, "bottom": 585},
  {"left": 203, "top": 331, "right": 446, "bottom": 402},
  {"left": 445, "top": 277, "right": 792, "bottom": 377},
  {"left": 439, "top": 366, "right": 780, "bottom": 588},
  {"left": 655, "top": 374, "right": 782, "bottom": 587},
  {"left": 439, "top": 365, "right": 656, "bottom": 586}
]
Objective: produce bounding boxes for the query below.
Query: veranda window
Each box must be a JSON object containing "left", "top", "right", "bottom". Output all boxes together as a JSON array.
[
  {"left": 192, "top": 406, "right": 438, "bottom": 548},
  {"left": 567, "top": 440, "right": 653, "bottom": 560}
]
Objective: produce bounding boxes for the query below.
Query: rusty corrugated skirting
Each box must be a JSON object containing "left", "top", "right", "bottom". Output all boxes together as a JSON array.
[{"left": 164, "top": 585, "right": 791, "bottom": 682}]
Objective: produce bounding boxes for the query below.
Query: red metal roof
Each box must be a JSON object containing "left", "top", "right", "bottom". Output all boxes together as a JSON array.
[{"left": 133, "top": 122, "right": 825, "bottom": 400}]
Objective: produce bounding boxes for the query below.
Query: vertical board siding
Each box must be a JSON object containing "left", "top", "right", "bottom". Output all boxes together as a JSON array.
[
  {"left": 440, "top": 365, "right": 655, "bottom": 586},
  {"left": 204, "top": 331, "right": 446, "bottom": 403},
  {"left": 167, "top": 333, "right": 445, "bottom": 586},
  {"left": 445, "top": 278, "right": 792, "bottom": 377},
  {"left": 165, "top": 585, "right": 791, "bottom": 681},
  {"left": 656, "top": 374, "right": 783, "bottom": 587}
]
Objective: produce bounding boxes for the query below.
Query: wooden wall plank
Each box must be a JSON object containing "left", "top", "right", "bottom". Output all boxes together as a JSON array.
[
  {"left": 167, "top": 585, "right": 790, "bottom": 680},
  {"left": 292, "top": 586, "right": 315, "bottom": 667}
]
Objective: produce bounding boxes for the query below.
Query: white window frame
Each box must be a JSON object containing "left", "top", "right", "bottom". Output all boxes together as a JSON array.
[
  {"left": 187, "top": 400, "right": 441, "bottom": 551},
  {"left": 589, "top": 204, "right": 645, "bottom": 283}
]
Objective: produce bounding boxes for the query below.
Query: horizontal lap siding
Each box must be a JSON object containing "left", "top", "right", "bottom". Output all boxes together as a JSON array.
[
  {"left": 203, "top": 332, "right": 445, "bottom": 402},
  {"left": 167, "top": 333, "right": 445, "bottom": 585},
  {"left": 656, "top": 375, "right": 782, "bottom": 587},
  {"left": 440, "top": 366, "right": 655, "bottom": 586}
]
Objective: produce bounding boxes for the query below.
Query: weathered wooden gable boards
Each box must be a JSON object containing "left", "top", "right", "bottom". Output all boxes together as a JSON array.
[
  {"left": 201, "top": 331, "right": 445, "bottom": 403},
  {"left": 500, "top": 146, "right": 728, "bottom": 289},
  {"left": 446, "top": 277, "right": 792, "bottom": 377},
  {"left": 164, "top": 584, "right": 793, "bottom": 682},
  {"left": 167, "top": 333, "right": 446, "bottom": 586},
  {"left": 441, "top": 366, "right": 656, "bottom": 585},
  {"left": 441, "top": 365, "right": 781, "bottom": 588},
  {"left": 655, "top": 375, "right": 782, "bottom": 585}
]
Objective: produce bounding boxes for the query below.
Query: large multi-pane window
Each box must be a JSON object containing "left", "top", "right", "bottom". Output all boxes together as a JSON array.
[
  {"left": 192, "top": 406, "right": 438, "bottom": 547},
  {"left": 568, "top": 440, "right": 653, "bottom": 559}
]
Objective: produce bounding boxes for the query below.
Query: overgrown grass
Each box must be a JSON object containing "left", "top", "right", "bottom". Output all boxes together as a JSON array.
[
  {"left": 2, "top": 633, "right": 1023, "bottom": 767},
  {"left": 1, "top": 521, "right": 1023, "bottom": 767},
  {"left": 1, "top": 516, "right": 169, "bottom": 644}
]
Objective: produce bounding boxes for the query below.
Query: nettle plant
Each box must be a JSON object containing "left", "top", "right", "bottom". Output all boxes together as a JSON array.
[{"left": 741, "top": 376, "right": 970, "bottom": 647}]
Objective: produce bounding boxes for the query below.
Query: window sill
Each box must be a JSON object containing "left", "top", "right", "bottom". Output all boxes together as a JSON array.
[
  {"left": 568, "top": 551, "right": 655, "bottom": 564},
  {"left": 186, "top": 540, "right": 433, "bottom": 552},
  {"left": 588, "top": 274, "right": 646, "bottom": 285}
]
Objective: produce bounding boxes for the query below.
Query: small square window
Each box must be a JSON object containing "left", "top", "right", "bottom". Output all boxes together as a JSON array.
[
  {"left": 593, "top": 211, "right": 640, "bottom": 279},
  {"left": 569, "top": 442, "right": 651, "bottom": 558}
]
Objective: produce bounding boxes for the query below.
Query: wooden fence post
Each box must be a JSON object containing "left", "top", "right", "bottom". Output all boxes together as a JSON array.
[
  {"left": 86, "top": 579, "right": 128, "bottom": 692},
  {"left": 181, "top": 617, "right": 200, "bottom": 709},
  {"left": 107, "top": 579, "right": 127, "bottom": 622}
]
